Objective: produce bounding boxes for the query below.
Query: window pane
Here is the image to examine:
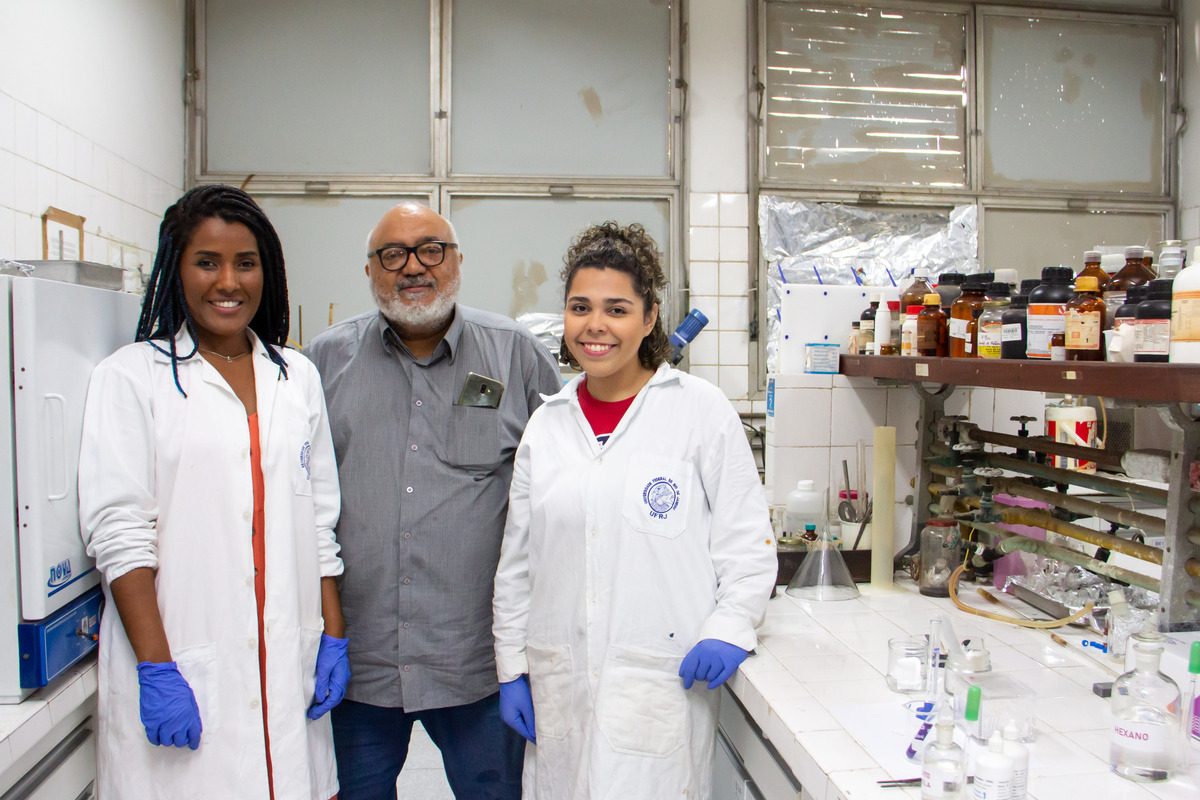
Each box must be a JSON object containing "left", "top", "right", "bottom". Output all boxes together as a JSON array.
[
  {"left": 982, "top": 13, "right": 1167, "bottom": 194},
  {"left": 763, "top": 4, "right": 967, "bottom": 187},
  {"left": 451, "top": 0, "right": 672, "bottom": 177},
  {"left": 982, "top": 207, "right": 1166, "bottom": 282},
  {"left": 255, "top": 195, "right": 431, "bottom": 345},
  {"left": 205, "top": 0, "right": 431, "bottom": 174},
  {"left": 446, "top": 196, "right": 672, "bottom": 317}
]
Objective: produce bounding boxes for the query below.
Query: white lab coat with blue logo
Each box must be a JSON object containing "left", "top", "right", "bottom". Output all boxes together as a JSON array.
[
  {"left": 493, "top": 364, "right": 776, "bottom": 799},
  {"left": 78, "top": 329, "right": 342, "bottom": 800}
]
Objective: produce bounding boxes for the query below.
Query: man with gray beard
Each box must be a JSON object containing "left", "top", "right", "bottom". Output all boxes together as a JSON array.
[{"left": 304, "top": 203, "right": 561, "bottom": 799}]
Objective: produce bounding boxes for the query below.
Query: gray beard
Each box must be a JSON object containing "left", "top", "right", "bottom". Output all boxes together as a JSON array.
[{"left": 373, "top": 275, "right": 461, "bottom": 333}]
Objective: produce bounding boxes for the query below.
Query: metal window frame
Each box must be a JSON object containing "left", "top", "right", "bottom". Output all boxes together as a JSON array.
[
  {"left": 184, "top": 0, "right": 685, "bottom": 325},
  {"left": 750, "top": 0, "right": 1179, "bottom": 397}
]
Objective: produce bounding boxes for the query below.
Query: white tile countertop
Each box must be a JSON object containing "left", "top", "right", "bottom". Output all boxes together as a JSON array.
[
  {"left": 727, "top": 579, "right": 1200, "bottom": 800},
  {"left": 0, "top": 655, "right": 96, "bottom": 778}
]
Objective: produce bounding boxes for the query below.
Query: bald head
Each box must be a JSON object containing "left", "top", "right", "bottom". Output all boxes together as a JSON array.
[{"left": 366, "top": 203, "right": 458, "bottom": 257}]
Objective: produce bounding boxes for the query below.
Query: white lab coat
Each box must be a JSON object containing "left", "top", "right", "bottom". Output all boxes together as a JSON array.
[
  {"left": 78, "top": 328, "right": 343, "bottom": 800},
  {"left": 493, "top": 364, "right": 776, "bottom": 800}
]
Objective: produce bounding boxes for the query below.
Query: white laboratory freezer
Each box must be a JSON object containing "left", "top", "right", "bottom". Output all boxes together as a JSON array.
[{"left": 0, "top": 271, "right": 141, "bottom": 702}]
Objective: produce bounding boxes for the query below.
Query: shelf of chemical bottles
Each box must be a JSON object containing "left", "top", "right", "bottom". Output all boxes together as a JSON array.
[{"left": 839, "top": 355, "right": 1200, "bottom": 404}]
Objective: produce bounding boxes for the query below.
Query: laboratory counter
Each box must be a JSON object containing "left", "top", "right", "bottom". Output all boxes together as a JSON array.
[{"left": 723, "top": 579, "right": 1199, "bottom": 800}]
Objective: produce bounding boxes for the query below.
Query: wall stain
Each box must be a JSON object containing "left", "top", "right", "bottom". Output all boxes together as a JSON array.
[
  {"left": 1061, "top": 68, "right": 1081, "bottom": 104},
  {"left": 1053, "top": 47, "right": 1073, "bottom": 64},
  {"left": 579, "top": 87, "right": 604, "bottom": 122},
  {"left": 511, "top": 260, "right": 547, "bottom": 317}
]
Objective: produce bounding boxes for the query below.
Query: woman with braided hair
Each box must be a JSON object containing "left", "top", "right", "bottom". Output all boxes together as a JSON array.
[{"left": 79, "top": 185, "right": 348, "bottom": 799}]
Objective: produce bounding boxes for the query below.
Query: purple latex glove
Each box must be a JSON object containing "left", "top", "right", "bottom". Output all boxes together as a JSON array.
[
  {"left": 137, "top": 661, "right": 203, "bottom": 750},
  {"left": 499, "top": 676, "right": 537, "bottom": 744},
  {"left": 308, "top": 634, "right": 351, "bottom": 720},
  {"left": 679, "top": 639, "right": 749, "bottom": 690}
]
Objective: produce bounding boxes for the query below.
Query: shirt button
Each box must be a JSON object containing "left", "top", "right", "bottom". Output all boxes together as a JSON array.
[
  {"left": 241, "top": 448, "right": 249, "bottom": 459},
  {"left": 403, "top": 532, "right": 412, "bottom": 540},
  {"left": 411, "top": 444, "right": 418, "bottom": 451},
  {"left": 243, "top": 511, "right": 251, "bottom": 522},
  {"left": 250, "top": 698, "right": 260, "bottom": 709},
  {"left": 403, "top": 577, "right": 411, "bottom": 585},
  {"left": 403, "top": 665, "right": 411, "bottom": 672},
  {"left": 245, "top": 577, "right": 253, "bottom": 588},
  {"left": 589, "top": 594, "right": 597, "bottom": 604},
  {"left": 248, "top": 639, "right": 256, "bottom": 650},
  {"left": 414, "top": 399, "right": 422, "bottom": 407},
  {"left": 406, "top": 486, "right": 413, "bottom": 494},
  {"left": 403, "top": 622, "right": 410, "bottom": 629}
]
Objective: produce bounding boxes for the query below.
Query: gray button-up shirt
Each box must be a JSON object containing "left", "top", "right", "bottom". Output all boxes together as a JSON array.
[{"left": 304, "top": 306, "right": 561, "bottom": 711}]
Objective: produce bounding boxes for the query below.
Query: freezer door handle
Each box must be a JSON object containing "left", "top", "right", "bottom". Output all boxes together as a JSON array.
[{"left": 43, "top": 393, "right": 67, "bottom": 501}]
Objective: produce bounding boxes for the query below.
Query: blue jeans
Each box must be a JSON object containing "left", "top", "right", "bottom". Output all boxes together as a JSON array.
[{"left": 331, "top": 694, "right": 524, "bottom": 800}]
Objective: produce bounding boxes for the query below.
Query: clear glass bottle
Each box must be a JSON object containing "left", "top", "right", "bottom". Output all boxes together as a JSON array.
[
  {"left": 977, "top": 283, "right": 1011, "bottom": 360},
  {"left": 921, "top": 715, "right": 967, "bottom": 799},
  {"left": 1111, "top": 633, "right": 1181, "bottom": 782}
]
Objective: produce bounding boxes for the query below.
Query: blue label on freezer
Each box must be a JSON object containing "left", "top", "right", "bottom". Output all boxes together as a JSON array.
[
  {"left": 47, "top": 558, "right": 72, "bottom": 589},
  {"left": 767, "top": 378, "right": 775, "bottom": 417}
]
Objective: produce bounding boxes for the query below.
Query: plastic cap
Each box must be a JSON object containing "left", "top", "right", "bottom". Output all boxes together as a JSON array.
[
  {"left": 938, "top": 273, "right": 966, "bottom": 285},
  {"left": 913, "top": 266, "right": 930, "bottom": 278},
  {"left": 985, "top": 282, "right": 1011, "bottom": 296},
  {"left": 1002, "top": 721, "right": 1021, "bottom": 741},
  {"left": 1147, "top": 279, "right": 1173, "bottom": 300},
  {"left": 964, "top": 684, "right": 981, "bottom": 722},
  {"left": 1124, "top": 245, "right": 1145, "bottom": 260},
  {"left": 924, "top": 293, "right": 941, "bottom": 305},
  {"left": 796, "top": 480, "right": 814, "bottom": 491},
  {"left": 1041, "top": 266, "right": 1073, "bottom": 283},
  {"left": 1126, "top": 285, "right": 1148, "bottom": 303},
  {"left": 1075, "top": 276, "right": 1098, "bottom": 292},
  {"left": 988, "top": 731, "right": 1005, "bottom": 753},
  {"left": 907, "top": 305, "right": 924, "bottom": 315},
  {"left": 1189, "top": 641, "right": 1200, "bottom": 675},
  {"left": 1084, "top": 250, "right": 1102, "bottom": 261},
  {"left": 870, "top": 293, "right": 883, "bottom": 303},
  {"left": 887, "top": 301, "right": 900, "bottom": 311},
  {"left": 1019, "top": 278, "right": 1042, "bottom": 295}
]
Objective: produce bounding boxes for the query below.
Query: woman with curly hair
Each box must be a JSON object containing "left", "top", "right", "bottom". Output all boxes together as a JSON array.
[
  {"left": 492, "top": 221, "right": 776, "bottom": 798},
  {"left": 78, "top": 185, "right": 347, "bottom": 799}
]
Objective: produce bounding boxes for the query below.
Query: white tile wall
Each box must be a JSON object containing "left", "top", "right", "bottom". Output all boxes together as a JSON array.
[{"left": 0, "top": 89, "right": 179, "bottom": 272}]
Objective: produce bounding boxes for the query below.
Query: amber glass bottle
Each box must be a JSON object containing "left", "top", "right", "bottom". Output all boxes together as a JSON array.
[
  {"left": 949, "top": 272, "right": 992, "bottom": 358},
  {"left": 916, "top": 293, "right": 948, "bottom": 357},
  {"left": 1076, "top": 249, "right": 1110, "bottom": 294},
  {"left": 1065, "top": 276, "right": 1106, "bottom": 361}
]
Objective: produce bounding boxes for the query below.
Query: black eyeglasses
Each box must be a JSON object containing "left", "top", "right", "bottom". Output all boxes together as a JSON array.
[{"left": 369, "top": 241, "right": 459, "bottom": 271}]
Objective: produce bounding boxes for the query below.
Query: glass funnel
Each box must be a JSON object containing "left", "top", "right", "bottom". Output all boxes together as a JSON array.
[{"left": 785, "top": 490, "right": 861, "bottom": 601}]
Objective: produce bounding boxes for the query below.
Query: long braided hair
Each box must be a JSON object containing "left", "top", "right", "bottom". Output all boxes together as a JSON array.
[{"left": 136, "top": 185, "right": 290, "bottom": 395}]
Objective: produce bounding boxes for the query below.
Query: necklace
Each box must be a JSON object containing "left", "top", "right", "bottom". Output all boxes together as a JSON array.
[{"left": 198, "top": 347, "right": 252, "bottom": 364}]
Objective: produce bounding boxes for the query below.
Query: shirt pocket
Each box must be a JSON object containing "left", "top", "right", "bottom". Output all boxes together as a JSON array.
[
  {"left": 620, "top": 454, "right": 693, "bottom": 539},
  {"left": 596, "top": 646, "right": 686, "bottom": 757},
  {"left": 285, "top": 415, "right": 314, "bottom": 496},
  {"left": 444, "top": 405, "right": 502, "bottom": 471},
  {"left": 526, "top": 644, "right": 573, "bottom": 741},
  {"left": 174, "top": 642, "right": 220, "bottom": 734},
  {"left": 299, "top": 626, "right": 323, "bottom": 704}
]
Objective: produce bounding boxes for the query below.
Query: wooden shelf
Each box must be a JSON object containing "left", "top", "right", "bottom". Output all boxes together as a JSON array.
[{"left": 839, "top": 355, "right": 1200, "bottom": 403}]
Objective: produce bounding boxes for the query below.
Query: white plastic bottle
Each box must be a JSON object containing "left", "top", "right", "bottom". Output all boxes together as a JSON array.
[
  {"left": 1001, "top": 722, "right": 1029, "bottom": 800},
  {"left": 1171, "top": 254, "right": 1200, "bottom": 363},
  {"left": 972, "top": 731, "right": 1014, "bottom": 800},
  {"left": 784, "top": 480, "right": 822, "bottom": 537},
  {"left": 921, "top": 715, "right": 967, "bottom": 799}
]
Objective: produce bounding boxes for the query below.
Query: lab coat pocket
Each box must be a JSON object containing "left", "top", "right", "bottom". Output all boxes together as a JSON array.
[
  {"left": 596, "top": 646, "right": 686, "bottom": 757},
  {"left": 444, "top": 405, "right": 502, "bottom": 470},
  {"left": 300, "top": 627, "right": 323, "bottom": 704},
  {"left": 526, "top": 644, "right": 573, "bottom": 741},
  {"left": 174, "top": 642, "right": 220, "bottom": 734},
  {"left": 287, "top": 416, "right": 314, "bottom": 496},
  {"left": 621, "top": 455, "right": 693, "bottom": 539}
]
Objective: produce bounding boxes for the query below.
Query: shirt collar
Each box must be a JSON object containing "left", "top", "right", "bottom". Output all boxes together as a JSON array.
[
  {"left": 377, "top": 305, "right": 465, "bottom": 364},
  {"left": 542, "top": 362, "right": 679, "bottom": 406},
  {"left": 149, "top": 326, "right": 271, "bottom": 365}
]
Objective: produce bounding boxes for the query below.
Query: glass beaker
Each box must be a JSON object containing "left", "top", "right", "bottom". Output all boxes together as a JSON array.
[{"left": 918, "top": 520, "right": 961, "bottom": 597}]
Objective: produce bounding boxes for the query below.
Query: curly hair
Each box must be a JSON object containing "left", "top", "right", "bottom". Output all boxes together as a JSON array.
[
  {"left": 137, "top": 184, "right": 290, "bottom": 396},
  {"left": 558, "top": 221, "right": 672, "bottom": 370}
]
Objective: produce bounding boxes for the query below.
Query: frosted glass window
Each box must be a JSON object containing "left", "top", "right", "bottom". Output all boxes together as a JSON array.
[
  {"left": 451, "top": 0, "right": 672, "bottom": 177},
  {"left": 763, "top": 4, "right": 967, "bottom": 188},
  {"left": 982, "top": 208, "right": 1166, "bottom": 282},
  {"left": 205, "top": 0, "right": 430, "bottom": 175},
  {"left": 446, "top": 196, "right": 671, "bottom": 318},
  {"left": 982, "top": 13, "right": 1168, "bottom": 194},
  {"left": 255, "top": 195, "right": 431, "bottom": 346}
]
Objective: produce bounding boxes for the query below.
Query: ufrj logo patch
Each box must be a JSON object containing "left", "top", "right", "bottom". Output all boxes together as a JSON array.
[
  {"left": 300, "top": 441, "right": 311, "bottom": 480},
  {"left": 642, "top": 476, "right": 680, "bottom": 519}
]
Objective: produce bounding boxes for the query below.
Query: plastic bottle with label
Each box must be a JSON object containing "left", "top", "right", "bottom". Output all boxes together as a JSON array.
[
  {"left": 1001, "top": 722, "right": 1029, "bottom": 800},
  {"left": 784, "top": 480, "right": 822, "bottom": 538},
  {"left": 977, "top": 283, "right": 1010, "bottom": 360},
  {"left": 902, "top": 306, "right": 922, "bottom": 356},
  {"left": 973, "top": 731, "right": 1015, "bottom": 800},
  {"left": 1134, "top": 279, "right": 1172, "bottom": 363},
  {"left": 949, "top": 273, "right": 992, "bottom": 358},
  {"left": 1000, "top": 280, "right": 1038, "bottom": 360},
  {"left": 1026, "top": 266, "right": 1073, "bottom": 360},
  {"left": 1111, "top": 634, "right": 1181, "bottom": 782},
  {"left": 1157, "top": 243, "right": 1185, "bottom": 280},
  {"left": 917, "top": 294, "right": 949, "bottom": 357},
  {"left": 1065, "top": 276, "right": 1106, "bottom": 361},
  {"left": 1171, "top": 255, "right": 1200, "bottom": 363}
]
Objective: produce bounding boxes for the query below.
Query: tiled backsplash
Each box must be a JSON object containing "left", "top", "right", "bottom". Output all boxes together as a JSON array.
[{"left": 0, "top": 89, "right": 179, "bottom": 276}]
